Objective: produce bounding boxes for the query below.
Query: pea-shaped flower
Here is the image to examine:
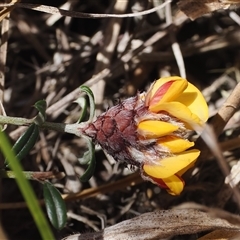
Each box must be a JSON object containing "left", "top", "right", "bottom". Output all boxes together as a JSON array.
[{"left": 81, "top": 76, "right": 208, "bottom": 195}]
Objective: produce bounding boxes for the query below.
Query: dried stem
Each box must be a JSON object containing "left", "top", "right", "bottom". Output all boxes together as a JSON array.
[
  {"left": 0, "top": 1, "right": 172, "bottom": 19},
  {"left": 0, "top": 172, "right": 142, "bottom": 209},
  {"left": 0, "top": 170, "right": 65, "bottom": 181}
]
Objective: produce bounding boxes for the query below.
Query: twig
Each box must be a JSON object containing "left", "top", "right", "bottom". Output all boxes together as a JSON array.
[
  {"left": 0, "top": 170, "right": 65, "bottom": 180},
  {"left": 0, "top": 172, "right": 142, "bottom": 209},
  {"left": 165, "top": 2, "right": 186, "bottom": 78},
  {"left": 196, "top": 82, "right": 240, "bottom": 162},
  {"left": 0, "top": 1, "right": 172, "bottom": 19},
  {"left": 212, "top": 82, "right": 240, "bottom": 135}
]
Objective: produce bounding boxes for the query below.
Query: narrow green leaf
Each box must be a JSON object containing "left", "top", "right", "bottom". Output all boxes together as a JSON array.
[
  {"left": 79, "top": 136, "right": 96, "bottom": 182},
  {"left": 12, "top": 124, "right": 36, "bottom": 155},
  {"left": 80, "top": 85, "right": 95, "bottom": 123},
  {"left": 34, "top": 100, "right": 47, "bottom": 125},
  {"left": 74, "top": 97, "right": 87, "bottom": 123},
  {"left": 78, "top": 150, "right": 91, "bottom": 165},
  {"left": 43, "top": 182, "right": 67, "bottom": 230},
  {"left": 15, "top": 124, "right": 39, "bottom": 160},
  {"left": 80, "top": 155, "right": 96, "bottom": 182},
  {"left": 5, "top": 124, "right": 39, "bottom": 167},
  {"left": 0, "top": 131, "right": 54, "bottom": 240},
  {"left": 80, "top": 86, "right": 94, "bottom": 100}
]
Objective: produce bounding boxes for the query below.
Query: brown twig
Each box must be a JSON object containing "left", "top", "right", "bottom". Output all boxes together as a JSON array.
[
  {"left": 196, "top": 82, "right": 240, "bottom": 162},
  {"left": 0, "top": 1, "right": 171, "bottom": 19},
  {"left": 0, "top": 172, "right": 142, "bottom": 209}
]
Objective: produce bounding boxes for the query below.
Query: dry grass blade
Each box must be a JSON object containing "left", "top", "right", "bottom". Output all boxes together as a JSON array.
[{"left": 63, "top": 209, "right": 240, "bottom": 240}]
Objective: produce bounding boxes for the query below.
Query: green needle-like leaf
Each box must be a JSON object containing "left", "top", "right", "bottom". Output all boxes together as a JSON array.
[
  {"left": 79, "top": 136, "right": 96, "bottom": 182},
  {"left": 80, "top": 155, "right": 96, "bottom": 182},
  {"left": 80, "top": 85, "right": 95, "bottom": 123},
  {"left": 75, "top": 97, "right": 87, "bottom": 123}
]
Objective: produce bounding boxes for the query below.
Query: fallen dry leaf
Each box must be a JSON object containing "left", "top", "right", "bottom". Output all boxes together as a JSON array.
[
  {"left": 178, "top": 0, "right": 236, "bottom": 20},
  {"left": 63, "top": 209, "right": 240, "bottom": 240}
]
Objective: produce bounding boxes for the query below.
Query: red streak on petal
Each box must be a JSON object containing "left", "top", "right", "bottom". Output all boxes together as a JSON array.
[
  {"left": 149, "top": 80, "right": 175, "bottom": 106},
  {"left": 175, "top": 174, "right": 184, "bottom": 182},
  {"left": 150, "top": 174, "right": 185, "bottom": 190},
  {"left": 150, "top": 177, "right": 168, "bottom": 189}
]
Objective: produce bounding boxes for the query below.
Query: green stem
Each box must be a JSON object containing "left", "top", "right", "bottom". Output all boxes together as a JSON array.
[
  {"left": 0, "top": 115, "right": 86, "bottom": 137},
  {"left": 41, "top": 122, "right": 85, "bottom": 136},
  {"left": 0, "top": 115, "right": 34, "bottom": 126}
]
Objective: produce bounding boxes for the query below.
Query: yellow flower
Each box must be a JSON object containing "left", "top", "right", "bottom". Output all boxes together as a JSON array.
[
  {"left": 81, "top": 76, "right": 208, "bottom": 195},
  {"left": 138, "top": 76, "right": 208, "bottom": 195}
]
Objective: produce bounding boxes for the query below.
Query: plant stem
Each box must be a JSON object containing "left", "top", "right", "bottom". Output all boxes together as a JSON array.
[
  {"left": 0, "top": 170, "right": 65, "bottom": 180},
  {"left": 41, "top": 122, "right": 85, "bottom": 136},
  {"left": 0, "top": 115, "right": 34, "bottom": 126},
  {"left": 0, "top": 114, "right": 86, "bottom": 137}
]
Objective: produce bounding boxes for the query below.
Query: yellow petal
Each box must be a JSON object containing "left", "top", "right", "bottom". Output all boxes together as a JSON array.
[
  {"left": 148, "top": 77, "right": 188, "bottom": 108},
  {"left": 158, "top": 136, "right": 194, "bottom": 153},
  {"left": 150, "top": 101, "right": 204, "bottom": 129},
  {"left": 177, "top": 160, "right": 196, "bottom": 177},
  {"left": 148, "top": 76, "right": 184, "bottom": 99},
  {"left": 143, "top": 149, "right": 200, "bottom": 178},
  {"left": 162, "top": 175, "right": 184, "bottom": 195},
  {"left": 138, "top": 120, "right": 178, "bottom": 138},
  {"left": 175, "top": 82, "right": 208, "bottom": 123}
]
